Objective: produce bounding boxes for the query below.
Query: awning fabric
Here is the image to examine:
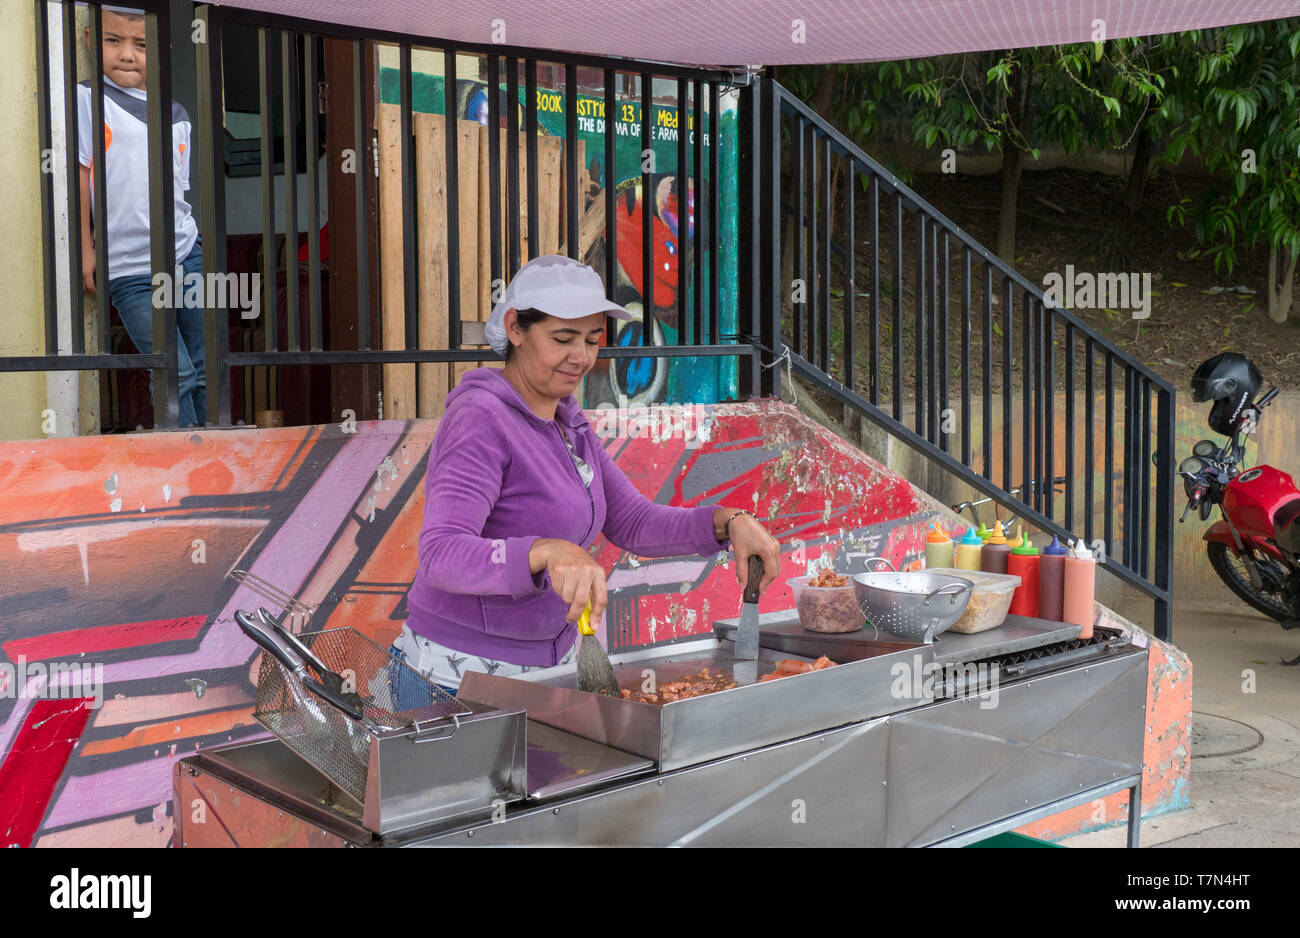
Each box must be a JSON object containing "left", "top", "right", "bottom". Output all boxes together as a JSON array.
[{"left": 214, "top": 0, "right": 1300, "bottom": 69}]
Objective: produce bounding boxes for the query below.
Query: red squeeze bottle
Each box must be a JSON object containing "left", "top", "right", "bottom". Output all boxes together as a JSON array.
[{"left": 1006, "top": 526, "right": 1040, "bottom": 618}]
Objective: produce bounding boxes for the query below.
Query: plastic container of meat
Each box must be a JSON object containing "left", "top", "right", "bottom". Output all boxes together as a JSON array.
[
  {"left": 788, "top": 575, "right": 865, "bottom": 633},
  {"left": 923, "top": 568, "right": 1020, "bottom": 633}
]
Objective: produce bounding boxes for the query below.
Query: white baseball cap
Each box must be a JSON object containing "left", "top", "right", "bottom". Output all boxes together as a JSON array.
[{"left": 484, "top": 254, "right": 632, "bottom": 355}]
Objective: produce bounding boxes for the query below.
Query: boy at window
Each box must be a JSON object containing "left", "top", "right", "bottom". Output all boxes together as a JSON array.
[{"left": 77, "top": 5, "right": 206, "bottom": 427}]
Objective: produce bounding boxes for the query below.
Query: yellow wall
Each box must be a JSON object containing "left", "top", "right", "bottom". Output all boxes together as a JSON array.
[
  {"left": 0, "top": 0, "right": 50, "bottom": 440},
  {"left": 375, "top": 45, "right": 479, "bottom": 78}
]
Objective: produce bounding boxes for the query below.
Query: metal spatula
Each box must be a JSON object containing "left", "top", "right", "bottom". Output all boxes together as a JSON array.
[
  {"left": 575, "top": 603, "right": 619, "bottom": 696},
  {"left": 733, "top": 555, "right": 766, "bottom": 684}
]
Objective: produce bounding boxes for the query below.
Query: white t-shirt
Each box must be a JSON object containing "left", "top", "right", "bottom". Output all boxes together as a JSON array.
[{"left": 77, "top": 76, "right": 199, "bottom": 281}]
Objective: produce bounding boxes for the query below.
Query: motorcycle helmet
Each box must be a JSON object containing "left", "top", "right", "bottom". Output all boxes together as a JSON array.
[
  {"left": 1191, "top": 352, "right": 1261, "bottom": 403},
  {"left": 1191, "top": 353, "right": 1262, "bottom": 436}
]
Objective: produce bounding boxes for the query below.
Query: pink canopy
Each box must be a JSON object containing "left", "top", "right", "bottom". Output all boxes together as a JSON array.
[{"left": 216, "top": 0, "right": 1300, "bottom": 67}]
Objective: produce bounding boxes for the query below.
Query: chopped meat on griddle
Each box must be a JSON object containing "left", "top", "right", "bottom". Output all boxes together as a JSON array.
[{"left": 615, "top": 668, "right": 738, "bottom": 704}]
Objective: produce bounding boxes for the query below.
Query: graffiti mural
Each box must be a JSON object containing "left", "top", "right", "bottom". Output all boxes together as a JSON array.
[{"left": 0, "top": 402, "right": 936, "bottom": 848}]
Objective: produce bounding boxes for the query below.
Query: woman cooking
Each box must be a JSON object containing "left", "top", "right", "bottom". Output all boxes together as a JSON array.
[{"left": 390, "top": 254, "right": 782, "bottom": 693}]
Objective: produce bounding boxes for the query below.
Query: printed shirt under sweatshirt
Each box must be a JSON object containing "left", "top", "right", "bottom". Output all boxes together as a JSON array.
[{"left": 77, "top": 76, "right": 199, "bottom": 281}]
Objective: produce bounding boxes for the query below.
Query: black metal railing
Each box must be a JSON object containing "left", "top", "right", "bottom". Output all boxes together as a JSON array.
[
  {"left": 739, "top": 78, "right": 1175, "bottom": 640},
  {"left": 19, "top": 0, "right": 753, "bottom": 429}
]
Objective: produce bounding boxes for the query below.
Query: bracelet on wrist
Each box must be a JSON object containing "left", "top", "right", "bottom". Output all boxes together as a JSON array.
[{"left": 723, "top": 509, "right": 755, "bottom": 543}]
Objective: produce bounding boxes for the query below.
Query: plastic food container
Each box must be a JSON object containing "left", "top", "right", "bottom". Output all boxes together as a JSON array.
[
  {"left": 787, "top": 576, "right": 865, "bottom": 633},
  {"left": 923, "top": 568, "right": 1020, "bottom": 633}
]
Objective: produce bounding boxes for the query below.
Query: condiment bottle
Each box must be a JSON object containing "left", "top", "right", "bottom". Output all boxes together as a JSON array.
[
  {"left": 979, "top": 521, "right": 1010, "bottom": 574},
  {"left": 1063, "top": 539, "right": 1097, "bottom": 639},
  {"left": 924, "top": 522, "right": 954, "bottom": 569},
  {"left": 1006, "top": 526, "right": 1040, "bottom": 618},
  {"left": 1005, "top": 528, "right": 1023, "bottom": 549},
  {"left": 955, "top": 527, "right": 983, "bottom": 570},
  {"left": 1037, "top": 536, "right": 1068, "bottom": 622},
  {"left": 976, "top": 522, "right": 992, "bottom": 543}
]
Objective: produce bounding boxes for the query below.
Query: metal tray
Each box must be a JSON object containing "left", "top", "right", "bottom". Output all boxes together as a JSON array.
[
  {"left": 458, "top": 635, "right": 926, "bottom": 772},
  {"left": 525, "top": 721, "right": 655, "bottom": 801}
]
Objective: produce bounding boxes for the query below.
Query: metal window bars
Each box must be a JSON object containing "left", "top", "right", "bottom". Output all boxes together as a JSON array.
[{"left": 19, "top": 0, "right": 753, "bottom": 429}]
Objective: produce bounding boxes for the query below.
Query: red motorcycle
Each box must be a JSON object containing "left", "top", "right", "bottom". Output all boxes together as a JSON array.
[{"left": 1182, "top": 354, "right": 1300, "bottom": 661}]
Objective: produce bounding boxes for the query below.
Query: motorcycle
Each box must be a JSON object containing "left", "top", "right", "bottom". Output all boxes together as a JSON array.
[{"left": 1181, "top": 353, "right": 1300, "bottom": 663}]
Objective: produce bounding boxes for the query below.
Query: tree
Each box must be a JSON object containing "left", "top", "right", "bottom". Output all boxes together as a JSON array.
[
  {"left": 1161, "top": 20, "right": 1300, "bottom": 322},
  {"left": 899, "top": 41, "right": 1164, "bottom": 261}
]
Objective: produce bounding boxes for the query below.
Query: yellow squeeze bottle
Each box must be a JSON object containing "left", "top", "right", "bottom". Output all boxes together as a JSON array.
[
  {"left": 955, "top": 527, "right": 983, "bottom": 570},
  {"left": 924, "top": 522, "right": 955, "bottom": 569}
]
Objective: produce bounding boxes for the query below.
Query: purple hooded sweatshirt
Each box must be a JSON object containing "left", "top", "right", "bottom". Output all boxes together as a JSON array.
[{"left": 406, "top": 368, "right": 723, "bottom": 666}]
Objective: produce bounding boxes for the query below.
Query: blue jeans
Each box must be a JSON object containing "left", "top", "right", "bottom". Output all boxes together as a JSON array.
[
  {"left": 387, "top": 645, "right": 458, "bottom": 711},
  {"left": 109, "top": 242, "right": 206, "bottom": 428}
]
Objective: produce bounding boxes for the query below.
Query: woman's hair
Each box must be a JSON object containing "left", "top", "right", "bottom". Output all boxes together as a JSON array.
[{"left": 503, "top": 308, "right": 549, "bottom": 361}]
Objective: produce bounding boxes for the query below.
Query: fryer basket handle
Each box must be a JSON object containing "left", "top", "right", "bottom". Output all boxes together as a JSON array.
[{"left": 411, "top": 712, "right": 462, "bottom": 743}]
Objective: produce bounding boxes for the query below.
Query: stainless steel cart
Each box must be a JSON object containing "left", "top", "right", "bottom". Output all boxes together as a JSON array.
[{"left": 174, "top": 613, "right": 1147, "bottom": 847}]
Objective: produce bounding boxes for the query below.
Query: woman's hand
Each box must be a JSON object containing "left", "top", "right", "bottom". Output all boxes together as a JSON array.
[
  {"left": 716, "top": 510, "right": 782, "bottom": 594},
  {"left": 529, "top": 538, "right": 608, "bottom": 627}
]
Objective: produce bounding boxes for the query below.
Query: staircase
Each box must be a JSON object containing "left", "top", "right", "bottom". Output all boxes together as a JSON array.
[{"left": 735, "top": 78, "right": 1175, "bottom": 639}]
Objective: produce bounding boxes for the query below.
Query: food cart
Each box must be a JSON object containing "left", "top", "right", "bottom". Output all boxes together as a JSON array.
[{"left": 174, "top": 610, "right": 1146, "bottom": 847}]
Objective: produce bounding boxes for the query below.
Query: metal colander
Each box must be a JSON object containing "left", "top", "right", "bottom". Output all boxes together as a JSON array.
[
  {"left": 851, "top": 572, "right": 975, "bottom": 644},
  {"left": 253, "top": 626, "right": 469, "bottom": 805}
]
